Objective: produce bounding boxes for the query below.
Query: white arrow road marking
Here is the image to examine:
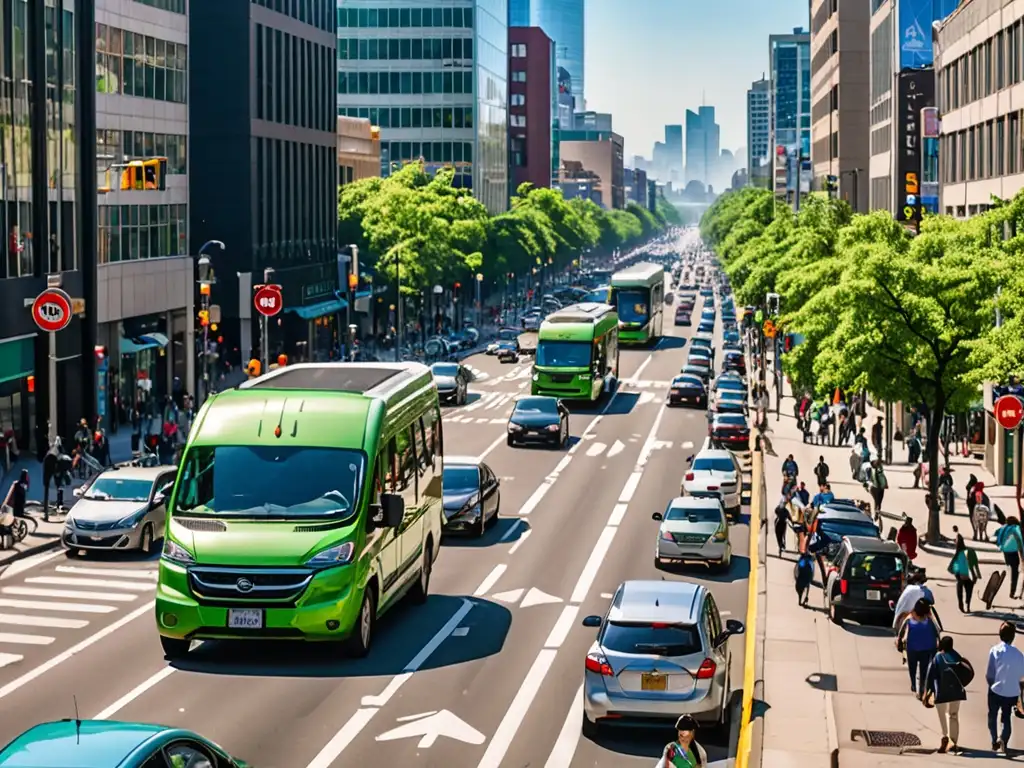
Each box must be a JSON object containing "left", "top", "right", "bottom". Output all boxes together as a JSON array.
[
  {"left": 520, "top": 588, "right": 562, "bottom": 608},
  {"left": 491, "top": 589, "right": 524, "bottom": 604},
  {"left": 585, "top": 442, "right": 606, "bottom": 457},
  {"left": 376, "top": 709, "right": 485, "bottom": 748},
  {"left": 606, "top": 440, "right": 625, "bottom": 458},
  {"left": 599, "top": 593, "right": 613, "bottom": 599},
  {"left": 637, "top": 391, "right": 657, "bottom": 405}
]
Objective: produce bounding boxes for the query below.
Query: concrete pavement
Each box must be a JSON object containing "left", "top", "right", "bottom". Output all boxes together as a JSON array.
[
  {"left": 759, "top": 376, "right": 1024, "bottom": 765},
  {"left": 0, "top": 296, "right": 753, "bottom": 767}
]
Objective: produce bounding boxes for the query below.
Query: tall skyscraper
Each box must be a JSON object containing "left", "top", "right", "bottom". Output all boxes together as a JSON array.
[
  {"left": 747, "top": 77, "right": 771, "bottom": 188},
  {"left": 509, "top": 0, "right": 585, "bottom": 109},
  {"left": 664, "top": 125, "right": 683, "bottom": 182},
  {"left": 685, "top": 107, "right": 720, "bottom": 187},
  {"left": 769, "top": 28, "right": 811, "bottom": 203}
]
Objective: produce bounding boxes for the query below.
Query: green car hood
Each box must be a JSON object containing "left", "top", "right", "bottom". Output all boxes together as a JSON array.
[{"left": 170, "top": 517, "right": 355, "bottom": 566}]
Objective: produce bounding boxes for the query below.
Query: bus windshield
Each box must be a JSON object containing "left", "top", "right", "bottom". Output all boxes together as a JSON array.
[
  {"left": 174, "top": 445, "right": 365, "bottom": 521},
  {"left": 536, "top": 340, "right": 592, "bottom": 368},
  {"left": 612, "top": 289, "right": 650, "bottom": 325}
]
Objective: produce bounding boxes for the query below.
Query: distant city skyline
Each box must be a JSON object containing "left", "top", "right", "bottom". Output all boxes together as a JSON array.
[{"left": 510, "top": 0, "right": 586, "bottom": 109}]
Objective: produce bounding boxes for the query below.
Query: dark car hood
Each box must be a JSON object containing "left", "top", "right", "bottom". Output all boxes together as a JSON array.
[
  {"left": 511, "top": 413, "right": 558, "bottom": 427},
  {"left": 443, "top": 490, "right": 477, "bottom": 512}
]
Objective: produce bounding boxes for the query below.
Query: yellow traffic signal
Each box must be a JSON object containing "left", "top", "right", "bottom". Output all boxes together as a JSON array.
[
  {"left": 118, "top": 157, "right": 167, "bottom": 191},
  {"left": 199, "top": 310, "right": 210, "bottom": 327}
]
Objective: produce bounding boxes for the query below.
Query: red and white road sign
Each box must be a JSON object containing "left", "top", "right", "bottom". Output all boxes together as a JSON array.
[
  {"left": 31, "top": 288, "right": 73, "bottom": 333},
  {"left": 254, "top": 284, "right": 283, "bottom": 317},
  {"left": 995, "top": 394, "right": 1024, "bottom": 431}
]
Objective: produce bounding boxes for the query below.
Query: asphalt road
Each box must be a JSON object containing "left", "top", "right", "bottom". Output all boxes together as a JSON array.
[{"left": 0, "top": 293, "right": 751, "bottom": 768}]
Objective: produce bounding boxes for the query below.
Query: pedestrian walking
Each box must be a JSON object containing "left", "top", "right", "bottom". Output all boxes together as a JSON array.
[
  {"left": 973, "top": 482, "right": 992, "bottom": 542},
  {"left": 938, "top": 466, "right": 955, "bottom": 515},
  {"left": 994, "top": 517, "right": 1024, "bottom": 599},
  {"left": 986, "top": 621, "right": 1024, "bottom": 754},
  {"left": 782, "top": 454, "right": 798, "bottom": 480},
  {"left": 794, "top": 481, "right": 810, "bottom": 507},
  {"left": 896, "top": 516, "right": 918, "bottom": 563},
  {"left": 868, "top": 460, "right": 888, "bottom": 513},
  {"left": 893, "top": 572, "right": 935, "bottom": 629},
  {"left": 966, "top": 473, "right": 979, "bottom": 517},
  {"left": 657, "top": 714, "right": 707, "bottom": 767},
  {"left": 773, "top": 498, "right": 791, "bottom": 556},
  {"left": 896, "top": 598, "right": 940, "bottom": 699},
  {"left": 871, "top": 416, "right": 884, "bottom": 458},
  {"left": 947, "top": 535, "right": 982, "bottom": 613},
  {"left": 795, "top": 551, "right": 814, "bottom": 606},
  {"left": 924, "top": 635, "right": 972, "bottom": 754},
  {"left": 813, "top": 455, "right": 829, "bottom": 487}
]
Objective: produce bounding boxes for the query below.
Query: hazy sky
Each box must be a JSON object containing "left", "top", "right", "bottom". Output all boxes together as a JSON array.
[{"left": 583, "top": 0, "right": 809, "bottom": 159}]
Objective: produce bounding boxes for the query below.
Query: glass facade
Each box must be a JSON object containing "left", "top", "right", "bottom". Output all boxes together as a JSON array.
[
  {"left": 94, "top": 25, "right": 187, "bottom": 103},
  {"left": 97, "top": 203, "right": 187, "bottom": 263},
  {"left": 337, "top": 1, "right": 508, "bottom": 212},
  {"left": 770, "top": 35, "right": 811, "bottom": 157},
  {"left": 509, "top": 0, "right": 584, "bottom": 110}
]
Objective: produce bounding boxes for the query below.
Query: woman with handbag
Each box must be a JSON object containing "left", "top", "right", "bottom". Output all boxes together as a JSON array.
[{"left": 923, "top": 636, "right": 972, "bottom": 754}]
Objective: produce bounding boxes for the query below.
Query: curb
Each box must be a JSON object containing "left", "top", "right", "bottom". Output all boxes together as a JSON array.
[
  {"left": 0, "top": 537, "right": 62, "bottom": 571},
  {"left": 920, "top": 541, "right": 1005, "bottom": 565}
]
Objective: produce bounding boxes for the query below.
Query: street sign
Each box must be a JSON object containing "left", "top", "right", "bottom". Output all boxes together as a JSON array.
[
  {"left": 31, "top": 288, "right": 73, "bottom": 332},
  {"left": 253, "top": 284, "right": 283, "bottom": 317},
  {"left": 995, "top": 395, "right": 1024, "bottom": 431},
  {"left": 762, "top": 320, "right": 776, "bottom": 339}
]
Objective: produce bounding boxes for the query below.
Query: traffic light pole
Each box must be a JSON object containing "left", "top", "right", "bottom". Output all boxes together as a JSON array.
[{"left": 262, "top": 267, "right": 274, "bottom": 374}]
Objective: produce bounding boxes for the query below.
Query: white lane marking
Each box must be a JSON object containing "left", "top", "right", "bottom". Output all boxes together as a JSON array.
[
  {"left": 476, "top": 432, "right": 508, "bottom": 463},
  {"left": 606, "top": 440, "right": 625, "bottom": 458},
  {"left": 489, "top": 418, "right": 505, "bottom": 424},
  {"left": 0, "top": 601, "right": 153, "bottom": 701},
  {"left": 507, "top": 529, "right": 532, "bottom": 555},
  {"left": 544, "top": 684, "right": 585, "bottom": 768},
  {"left": 492, "top": 589, "right": 524, "bottom": 604},
  {"left": 681, "top": 441, "right": 694, "bottom": 450},
  {"left": 625, "top": 355, "right": 653, "bottom": 383},
  {"left": 475, "top": 418, "right": 489, "bottom": 424},
  {"left": 638, "top": 391, "right": 656, "bottom": 405},
  {"left": 518, "top": 480, "right": 554, "bottom": 517},
  {"left": 94, "top": 665, "right": 176, "bottom": 719},
  {"left": 473, "top": 564, "right": 506, "bottom": 596},
  {"left": 0, "top": 653, "right": 22, "bottom": 668},
  {"left": 307, "top": 600, "right": 474, "bottom": 767},
  {"left": 0, "top": 633, "right": 54, "bottom": 645},
  {"left": 0, "top": 613, "right": 88, "bottom": 629},
  {"left": 585, "top": 442, "right": 606, "bottom": 457},
  {"left": 465, "top": 393, "right": 495, "bottom": 412},
  {"left": 25, "top": 577, "right": 155, "bottom": 592},
  {"left": 618, "top": 472, "right": 642, "bottom": 503},
  {"left": 607, "top": 503, "right": 628, "bottom": 527},
  {"left": 569, "top": 527, "right": 617, "bottom": 605},
  {"left": 520, "top": 588, "right": 562, "bottom": 608},
  {"left": 476, "top": 650, "right": 558, "bottom": 768},
  {"left": 498, "top": 518, "right": 523, "bottom": 542},
  {"left": 599, "top": 593, "right": 613, "bottom": 599},
  {"left": 518, "top": 381, "right": 528, "bottom": 389},
  {"left": 544, "top": 606, "right": 579, "bottom": 648},
  {"left": 55, "top": 566, "right": 157, "bottom": 580},
  {"left": 0, "top": 598, "right": 115, "bottom": 614},
  {"left": 0, "top": 551, "right": 63, "bottom": 580},
  {"left": 2, "top": 587, "right": 137, "bottom": 602}
]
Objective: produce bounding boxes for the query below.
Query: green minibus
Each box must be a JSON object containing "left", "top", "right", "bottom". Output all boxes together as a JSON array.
[
  {"left": 609, "top": 262, "right": 666, "bottom": 345},
  {"left": 155, "top": 362, "right": 444, "bottom": 659},
  {"left": 532, "top": 303, "right": 619, "bottom": 402}
]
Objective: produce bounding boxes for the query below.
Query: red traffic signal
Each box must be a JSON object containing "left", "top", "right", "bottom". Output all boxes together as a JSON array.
[{"left": 454, "top": 282, "right": 461, "bottom": 290}]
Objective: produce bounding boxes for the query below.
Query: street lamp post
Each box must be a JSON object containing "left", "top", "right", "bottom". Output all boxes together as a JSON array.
[
  {"left": 475, "top": 273, "right": 483, "bottom": 329},
  {"left": 196, "top": 240, "right": 225, "bottom": 405}
]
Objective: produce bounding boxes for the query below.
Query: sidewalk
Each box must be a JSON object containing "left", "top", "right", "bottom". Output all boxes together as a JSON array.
[{"left": 759, "top": 375, "right": 1024, "bottom": 765}]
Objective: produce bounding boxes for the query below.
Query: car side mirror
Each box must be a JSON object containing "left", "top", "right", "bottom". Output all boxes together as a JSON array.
[
  {"left": 374, "top": 494, "right": 404, "bottom": 528},
  {"left": 725, "top": 618, "right": 745, "bottom": 635},
  {"left": 686, "top": 455, "right": 694, "bottom": 464},
  {"left": 652, "top": 512, "right": 664, "bottom": 521},
  {"left": 151, "top": 492, "right": 166, "bottom": 507},
  {"left": 581, "top": 615, "right": 602, "bottom": 628},
  {"left": 72, "top": 486, "right": 83, "bottom": 498}
]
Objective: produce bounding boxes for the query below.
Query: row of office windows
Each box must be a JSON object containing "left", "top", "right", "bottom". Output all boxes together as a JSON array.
[
  {"left": 97, "top": 130, "right": 188, "bottom": 175},
  {"left": 383, "top": 140, "right": 474, "bottom": 164},
  {"left": 942, "top": 113, "right": 1024, "bottom": 184},
  {"left": 97, "top": 204, "right": 187, "bottom": 264},
  {"left": 939, "top": 19, "right": 1024, "bottom": 113},
  {"left": 337, "top": 69, "right": 475, "bottom": 95},
  {"left": 134, "top": 0, "right": 184, "bottom": 13},
  {"left": 95, "top": 24, "right": 188, "bottom": 104},
  {"left": 338, "top": 106, "right": 474, "bottom": 129},
  {"left": 338, "top": 6, "right": 475, "bottom": 28},
  {"left": 255, "top": 24, "right": 336, "bottom": 133},
  {"left": 338, "top": 37, "right": 474, "bottom": 61},
  {"left": 252, "top": 0, "right": 336, "bottom": 33}
]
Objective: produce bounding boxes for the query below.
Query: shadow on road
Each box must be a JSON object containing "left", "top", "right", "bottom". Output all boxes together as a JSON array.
[
  {"left": 654, "top": 554, "right": 750, "bottom": 584},
  {"left": 442, "top": 517, "right": 530, "bottom": 547},
  {"left": 655, "top": 337, "right": 688, "bottom": 351},
  {"left": 70, "top": 549, "right": 161, "bottom": 564},
  {"left": 170, "top": 594, "right": 511, "bottom": 678}
]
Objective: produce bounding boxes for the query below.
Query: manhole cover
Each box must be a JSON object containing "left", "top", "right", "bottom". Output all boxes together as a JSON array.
[{"left": 852, "top": 730, "right": 922, "bottom": 748}]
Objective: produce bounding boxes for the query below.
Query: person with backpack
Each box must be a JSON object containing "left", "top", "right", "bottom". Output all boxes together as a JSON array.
[
  {"left": 948, "top": 536, "right": 982, "bottom": 613},
  {"left": 924, "top": 635, "right": 973, "bottom": 754},
  {"left": 994, "top": 517, "right": 1024, "bottom": 599},
  {"left": 657, "top": 714, "right": 708, "bottom": 767}
]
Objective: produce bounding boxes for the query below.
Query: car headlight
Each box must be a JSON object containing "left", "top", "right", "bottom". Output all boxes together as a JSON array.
[
  {"left": 547, "top": 424, "right": 560, "bottom": 432},
  {"left": 116, "top": 509, "right": 148, "bottom": 529},
  {"left": 508, "top": 423, "right": 523, "bottom": 431},
  {"left": 305, "top": 541, "right": 355, "bottom": 567},
  {"left": 162, "top": 539, "right": 195, "bottom": 565},
  {"left": 713, "top": 526, "right": 729, "bottom": 541},
  {"left": 532, "top": 373, "right": 539, "bottom": 381}
]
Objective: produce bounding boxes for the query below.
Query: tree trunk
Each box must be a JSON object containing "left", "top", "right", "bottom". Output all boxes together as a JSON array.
[{"left": 925, "top": 401, "right": 946, "bottom": 544}]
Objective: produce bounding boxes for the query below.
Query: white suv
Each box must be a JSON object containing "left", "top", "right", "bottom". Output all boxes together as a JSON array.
[{"left": 681, "top": 442, "right": 743, "bottom": 516}]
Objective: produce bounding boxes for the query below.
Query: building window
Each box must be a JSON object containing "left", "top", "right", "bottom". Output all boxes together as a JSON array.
[
  {"left": 97, "top": 203, "right": 188, "bottom": 265},
  {"left": 133, "top": 0, "right": 185, "bottom": 12},
  {"left": 96, "top": 25, "right": 188, "bottom": 104},
  {"left": 511, "top": 70, "right": 526, "bottom": 83},
  {"left": 511, "top": 43, "right": 527, "bottom": 58},
  {"left": 511, "top": 94, "right": 525, "bottom": 106},
  {"left": 510, "top": 115, "right": 525, "bottom": 127}
]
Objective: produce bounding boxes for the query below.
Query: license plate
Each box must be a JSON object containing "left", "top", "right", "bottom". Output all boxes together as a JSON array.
[
  {"left": 641, "top": 672, "right": 667, "bottom": 691},
  {"left": 227, "top": 608, "right": 264, "bottom": 629},
  {"left": 866, "top": 590, "right": 881, "bottom": 601}
]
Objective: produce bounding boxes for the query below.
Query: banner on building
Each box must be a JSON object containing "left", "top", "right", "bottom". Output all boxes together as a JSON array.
[
  {"left": 895, "top": 68, "right": 935, "bottom": 228},
  {"left": 898, "top": 0, "right": 961, "bottom": 69}
]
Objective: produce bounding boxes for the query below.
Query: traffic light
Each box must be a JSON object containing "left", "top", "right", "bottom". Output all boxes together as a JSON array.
[
  {"left": 454, "top": 282, "right": 461, "bottom": 291},
  {"left": 26, "top": 375, "right": 34, "bottom": 393},
  {"left": 784, "top": 334, "right": 793, "bottom": 352},
  {"left": 118, "top": 158, "right": 167, "bottom": 191},
  {"left": 198, "top": 309, "right": 210, "bottom": 327},
  {"left": 825, "top": 174, "right": 838, "bottom": 191}
]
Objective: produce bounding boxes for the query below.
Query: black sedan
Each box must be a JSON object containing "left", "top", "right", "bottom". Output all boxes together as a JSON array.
[
  {"left": 668, "top": 374, "right": 707, "bottom": 408},
  {"left": 442, "top": 457, "right": 501, "bottom": 536},
  {"left": 496, "top": 340, "right": 519, "bottom": 363},
  {"left": 431, "top": 362, "right": 471, "bottom": 405},
  {"left": 710, "top": 412, "right": 751, "bottom": 450},
  {"left": 507, "top": 396, "right": 569, "bottom": 448},
  {"left": 680, "top": 363, "right": 711, "bottom": 383}
]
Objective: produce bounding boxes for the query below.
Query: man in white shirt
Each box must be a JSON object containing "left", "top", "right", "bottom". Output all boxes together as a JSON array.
[
  {"left": 986, "top": 622, "right": 1024, "bottom": 754},
  {"left": 892, "top": 572, "right": 935, "bottom": 630}
]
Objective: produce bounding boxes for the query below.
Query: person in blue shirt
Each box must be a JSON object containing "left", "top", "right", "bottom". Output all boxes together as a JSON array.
[
  {"left": 811, "top": 482, "right": 835, "bottom": 509},
  {"left": 994, "top": 517, "right": 1024, "bottom": 599},
  {"left": 782, "top": 454, "right": 799, "bottom": 479},
  {"left": 897, "top": 598, "right": 940, "bottom": 698},
  {"left": 795, "top": 551, "right": 815, "bottom": 607}
]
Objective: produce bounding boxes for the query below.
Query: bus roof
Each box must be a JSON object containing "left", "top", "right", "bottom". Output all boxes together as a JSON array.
[
  {"left": 538, "top": 303, "right": 617, "bottom": 341},
  {"left": 610, "top": 262, "right": 665, "bottom": 286}
]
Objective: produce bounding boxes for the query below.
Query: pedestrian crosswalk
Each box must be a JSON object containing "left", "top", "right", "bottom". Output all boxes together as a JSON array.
[{"left": 0, "top": 564, "right": 156, "bottom": 668}]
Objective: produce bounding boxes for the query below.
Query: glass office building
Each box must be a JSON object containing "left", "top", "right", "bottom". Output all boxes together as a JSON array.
[
  {"left": 337, "top": 0, "right": 509, "bottom": 212},
  {"left": 508, "top": 0, "right": 584, "bottom": 110}
]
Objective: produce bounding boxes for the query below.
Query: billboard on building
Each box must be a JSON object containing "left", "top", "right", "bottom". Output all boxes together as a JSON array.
[
  {"left": 898, "top": 0, "right": 961, "bottom": 69},
  {"left": 895, "top": 68, "right": 935, "bottom": 228}
]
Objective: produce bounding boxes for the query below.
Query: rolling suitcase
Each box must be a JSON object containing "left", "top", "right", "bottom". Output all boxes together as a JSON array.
[{"left": 983, "top": 569, "right": 1006, "bottom": 611}]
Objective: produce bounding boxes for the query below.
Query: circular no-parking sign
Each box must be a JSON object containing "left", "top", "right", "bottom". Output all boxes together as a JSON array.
[
  {"left": 254, "top": 284, "right": 283, "bottom": 317},
  {"left": 995, "top": 394, "right": 1024, "bottom": 431},
  {"left": 31, "top": 288, "right": 73, "bottom": 333}
]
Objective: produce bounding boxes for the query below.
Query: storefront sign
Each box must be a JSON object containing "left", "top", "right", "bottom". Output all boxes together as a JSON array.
[
  {"left": 895, "top": 68, "right": 934, "bottom": 229},
  {"left": 278, "top": 262, "right": 340, "bottom": 308}
]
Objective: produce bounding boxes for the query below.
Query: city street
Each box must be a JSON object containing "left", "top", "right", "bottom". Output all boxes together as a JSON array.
[{"left": 0, "top": 307, "right": 750, "bottom": 767}]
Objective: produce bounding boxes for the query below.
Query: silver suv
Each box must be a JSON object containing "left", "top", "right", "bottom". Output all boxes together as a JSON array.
[{"left": 580, "top": 580, "right": 744, "bottom": 737}]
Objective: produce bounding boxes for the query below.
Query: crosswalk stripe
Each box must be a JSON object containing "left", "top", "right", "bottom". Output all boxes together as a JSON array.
[
  {"left": 0, "top": 614, "right": 88, "bottom": 629},
  {"left": 54, "top": 566, "right": 157, "bottom": 580},
  {"left": 0, "top": 598, "right": 115, "bottom": 614},
  {"left": 476, "top": 418, "right": 489, "bottom": 424},
  {"left": 25, "top": 577, "right": 155, "bottom": 592},
  {"left": 490, "top": 418, "right": 505, "bottom": 424},
  {"left": 0, "top": 653, "right": 23, "bottom": 668},
  {"left": 3, "top": 587, "right": 137, "bottom": 602},
  {"left": 0, "top": 632, "right": 54, "bottom": 646}
]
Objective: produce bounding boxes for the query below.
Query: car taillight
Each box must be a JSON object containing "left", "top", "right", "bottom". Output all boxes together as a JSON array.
[
  {"left": 685, "top": 472, "right": 694, "bottom": 481},
  {"left": 840, "top": 579, "right": 848, "bottom": 595},
  {"left": 585, "top": 652, "right": 613, "bottom": 676},
  {"left": 707, "top": 485, "right": 719, "bottom": 491},
  {"left": 696, "top": 659, "right": 717, "bottom": 679}
]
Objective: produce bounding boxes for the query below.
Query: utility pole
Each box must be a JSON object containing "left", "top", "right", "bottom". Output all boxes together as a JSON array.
[
  {"left": 261, "top": 267, "right": 274, "bottom": 373},
  {"left": 196, "top": 240, "right": 224, "bottom": 405}
]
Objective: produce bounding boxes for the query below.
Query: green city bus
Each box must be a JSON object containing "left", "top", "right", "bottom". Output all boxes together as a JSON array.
[
  {"left": 609, "top": 262, "right": 666, "bottom": 345},
  {"left": 532, "top": 303, "right": 619, "bottom": 402},
  {"left": 155, "top": 362, "right": 444, "bottom": 659}
]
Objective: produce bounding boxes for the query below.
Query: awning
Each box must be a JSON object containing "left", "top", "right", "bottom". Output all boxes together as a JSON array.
[
  {"left": 287, "top": 297, "right": 347, "bottom": 321},
  {"left": 120, "top": 338, "right": 160, "bottom": 354},
  {"left": 355, "top": 289, "right": 372, "bottom": 299},
  {"left": 138, "top": 332, "right": 169, "bottom": 347}
]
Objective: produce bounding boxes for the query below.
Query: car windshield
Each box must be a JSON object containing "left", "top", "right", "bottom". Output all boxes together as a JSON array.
[
  {"left": 666, "top": 505, "right": 721, "bottom": 522},
  {"left": 536, "top": 340, "right": 592, "bottom": 368},
  {"left": 498, "top": 328, "right": 519, "bottom": 341},
  {"left": 719, "top": 391, "right": 744, "bottom": 401},
  {"left": 174, "top": 445, "right": 365, "bottom": 520},
  {"left": 693, "top": 457, "right": 734, "bottom": 472},
  {"left": 432, "top": 364, "right": 459, "bottom": 377},
  {"left": 84, "top": 477, "right": 153, "bottom": 501},
  {"left": 846, "top": 552, "right": 902, "bottom": 578},
  {"left": 514, "top": 397, "right": 558, "bottom": 415},
  {"left": 674, "top": 377, "right": 702, "bottom": 387},
  {"left": 717, "top": 414, "right": 748, "bottom": 426},
  {"left": 601, "top": 622, "right": 702, "bottom": 656},
  {"left": 443, "top": 465, "right": 480, "bottom": 494},
  {"left": 614, "top": 288, "right": 650, "bottom": 324},
  {"left": 819, "top": 520, "right": 880, "bottom": 541}
]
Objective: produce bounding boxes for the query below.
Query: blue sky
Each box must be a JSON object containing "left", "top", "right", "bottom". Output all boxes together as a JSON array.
[{"left": 583, "top": 0, "right": 809, "bottom": 160}]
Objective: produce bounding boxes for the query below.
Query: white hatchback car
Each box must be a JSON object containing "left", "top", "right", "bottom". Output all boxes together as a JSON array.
[{"left": 681, "top": 445, "right": 743, "bottom": 516}]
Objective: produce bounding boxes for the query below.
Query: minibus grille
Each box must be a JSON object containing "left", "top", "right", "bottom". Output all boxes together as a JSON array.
[{"left": 188, "top": 566, "right": 313, "bottom": 603}]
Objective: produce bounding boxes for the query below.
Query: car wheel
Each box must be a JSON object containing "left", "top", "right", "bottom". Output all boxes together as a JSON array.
[
  {"left": 64, "top": 547, "right": 79, "bottom": 559},
  {"left": 409, "top": 540, "right": 433, "bottom": 603},
  {"left": 582, "top": 712, "right": 600, "bottom": 739},
  {"left": 720, "top": 548, "right": 732, "bottom": 570},
  {"left": 507, "top": 435, "right": 515, "bottom": 447},
  {"left": 346, "top": 588, "right": 377, "bottom": 658},
  {"left": 829, "top": 596, "right": 844, "bottom": 625},
  {"left": 139, "top": 523, "right": 155, "bottom": 555},
  {"left": 160, "top": 635, "right": 191, "bottom": 660}
]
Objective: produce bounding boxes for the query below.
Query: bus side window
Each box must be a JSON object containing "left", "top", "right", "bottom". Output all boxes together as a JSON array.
[
  {"left": 387, "top": 437, "right": 399, "bottom": 492},
  {"left": 400, "top": 424, "right": 419, "bottom": 502}
]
